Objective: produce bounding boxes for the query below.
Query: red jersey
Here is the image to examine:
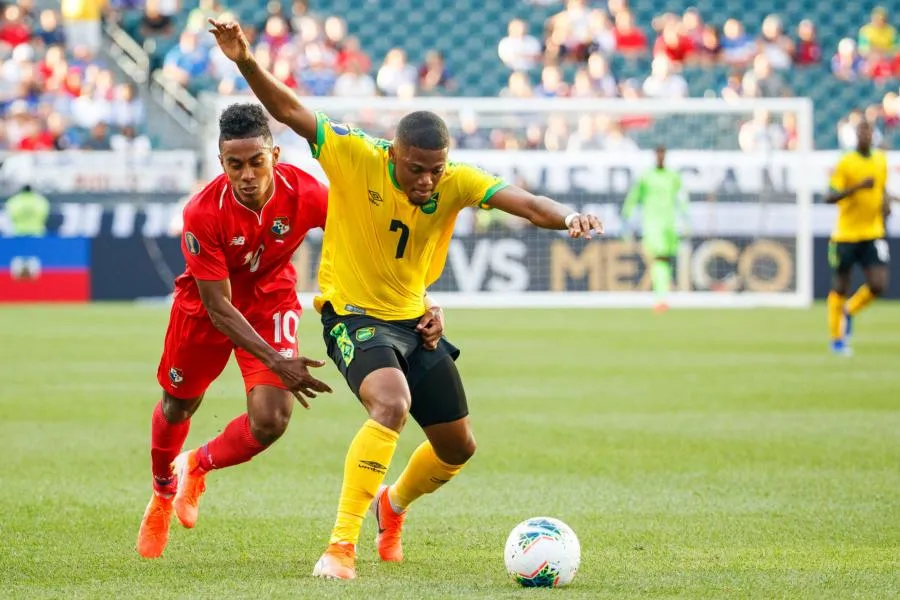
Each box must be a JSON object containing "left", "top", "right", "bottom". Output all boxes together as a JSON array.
[{"left": 173, "top": 162, "right": 328, "bottom": 321}]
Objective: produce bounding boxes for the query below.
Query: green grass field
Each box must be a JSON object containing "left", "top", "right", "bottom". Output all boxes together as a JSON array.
[{"left": 1, "top": 303, "right": 898, "bottom": 599}]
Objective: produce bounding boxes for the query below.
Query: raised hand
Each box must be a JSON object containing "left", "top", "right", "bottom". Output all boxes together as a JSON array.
[{"left": 208, "top": 17, "right": 252, "bottom": 63}]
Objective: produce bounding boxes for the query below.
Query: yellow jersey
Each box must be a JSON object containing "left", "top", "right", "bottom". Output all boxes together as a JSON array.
[
  {"left": 310, "top": 112, "right": 508, "bottom": 320},
  {"left": 828, "top": 150, "right": 888, "bottom": 242}
]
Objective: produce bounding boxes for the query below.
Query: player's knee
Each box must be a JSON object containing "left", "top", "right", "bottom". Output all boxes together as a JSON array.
[
  {"left": 368, "top": 395, "right": 410, "bottom": 431},
  {"left": 162, "top": 391, "right": 201, "bottom": 423},
  {"left": 437, "top": 436, "right": 476, "bottom": 466},
  {"left": 867, "top": 278, "right": 886, "bottom": 296},
  {"left": 249, "top": 409, "right": 291, "bottom": 445}
]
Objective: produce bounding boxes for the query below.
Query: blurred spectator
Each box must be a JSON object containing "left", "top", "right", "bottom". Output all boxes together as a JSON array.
[
  {"left": 546, "top": 0, "right": 593, "bottom": 62},
  {"left": 721, "top": 18, "right": 755, "bottom": 67},
  {"left": 696, "top": 24, "right": 721, "bottom": 66},
  {"left": 1, "top": 6, "right": 32, "bottom": 48},
  {"left": 17, "top": 116, "right": 54, "bottom": 150},
  {"left": 858, "top": 6, "right": 896, "bottom": 57},
  {"left": 35, "top": 9, "right": 66, "bottom": 47},
  {"left": 882, "top": 92, "right": 900, "bottom": 128},
  {"left": 832, "top": 38, "right": 864, "bottom": 81},
  {"left": 111, "top": 125, "right": 152, "bottom": 155},
  {"left": 418, "top": 50, "right": 454, "bottom": 96},
  {"left": 681, "top": 8, "right": 703, "bottom": 47},
  {"left": 162, "top": 32, "right": 209, "bottom": 87},
  {"left": 456, "top": 111, "right": 490, "bottom": 149},
  {"left": 82, "top": 121, "right": 112, "bottom": 150},
  {"left": 500, "top": 71, "right": 534, "bottom": 98},
  {"left": 794, "top": 20, "right": 821, "bottom": 66},
  {"left": 543, "top": 115, "right": 570, "bottom": 151},
  {"left": 837, "top": 109, "right": 883, "bottom": 149},
  {"left": 110, "top": 83, "right": 145, "bottom": 128},
  {"left": 782, "top": 112, "right": 798, "bottom": 150},
  {"left": 297, "top": 45, "right": 337, "bottom": 96},
  {"left": 613, "top": 10, "right": 647, "bottom": 56},
  {"left": 376, "top": 48, "right": 417, "bottom": 96},
  {"left": 566, "top": 114, "right": 605, "bottom": 150},
  {"left": 642, "top": 56, "right": 687, "bottom": 98},
  {"left": 757, "top": 14, "right": 794, "bottom": 70},
  {"left": 654, "top": 19, "right": 694, "bottom": 65},
  {"left": 333, "top": 60, "right": 375, "bottom": 97},
  {"left": 864, "top": 50, "right": 900, "bottom": 82},
  {"left": 720, "top": 71, "right": 743, "bottom": 100},
  {"left": 586, "top": 52, "right": 617, "bottom": 96},
  {"left": 569, "top": 68, "right": 595, "bottom": 97},
  {"left": 140, "top": 0, "right": 175, "bottom": 42},
  {"left": 742, "top": 54, "right": 786, "bottom": 98},
  {"left": 602, "top": 121, "right": 639, "bottom": 151},
  {"left": 260, "top": 15, "right": 291, "bottom": 55},
  {"left": 534, "top": 65, "right": 568, "bottom": 97},
  {"left": 184, "top": 0, "right": 221, "bottom": 35},
  {"left": 335, "top": 36, "right": 371, "bottom": 74},
  {"left": 61, "top": 0, "right": 105, "bottom": 55},
  {"left": 738, "top": 109, "right": 786, "bottom": 152},
  {"left": 323, "top": 15, "right": 347, "bottom": 57},
  {"left": 587, "top": 10, "right": 615, "bottom": 56}
]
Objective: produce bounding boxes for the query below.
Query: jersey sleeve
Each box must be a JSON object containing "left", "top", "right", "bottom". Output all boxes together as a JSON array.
[
  {"left": 453, "top": 163, "right": 509, "bottom": 209},
  {"left": 308, "top": 111, "right": 377, "bottom": 181},
  {"left": 829, "top": 156, "right": 848, "bottom": 191},
  {"left": 181, "top": 203, "right": 228, "bottom": 281}
]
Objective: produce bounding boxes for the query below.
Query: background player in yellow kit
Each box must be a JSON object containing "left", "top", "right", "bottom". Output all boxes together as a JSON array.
[
  {"left": 825, "top": 120, "right": 891, "bottom": 356},
  {"left": 210, "top": 17, "right": 604, "bottom": 581}
]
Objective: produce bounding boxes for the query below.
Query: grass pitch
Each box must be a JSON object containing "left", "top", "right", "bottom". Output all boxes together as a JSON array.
[{"left": 1, "top": 303, "right": 898, "bottom": 599}]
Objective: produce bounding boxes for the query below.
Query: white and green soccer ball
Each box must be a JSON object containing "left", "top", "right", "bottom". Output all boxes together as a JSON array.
[{"left": 503, "top": 517, "right": 581, "bottom": 588}]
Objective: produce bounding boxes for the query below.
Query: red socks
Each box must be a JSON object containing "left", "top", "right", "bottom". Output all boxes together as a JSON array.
[
  {"left": 150, "top": 400, "right": 190, "bottom": 491},
  {"left": 197, "top": 413, "right": 266, "bottom": 471}
]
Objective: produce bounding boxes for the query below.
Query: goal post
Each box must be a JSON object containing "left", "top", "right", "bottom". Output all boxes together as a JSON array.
[{"left": 202, "top": 95, "right": 816, "bottom": 309}]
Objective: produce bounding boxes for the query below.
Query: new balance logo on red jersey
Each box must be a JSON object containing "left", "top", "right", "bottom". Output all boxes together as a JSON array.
[{"left": 230, "top": 236, "right": 246, "bottom": 246}]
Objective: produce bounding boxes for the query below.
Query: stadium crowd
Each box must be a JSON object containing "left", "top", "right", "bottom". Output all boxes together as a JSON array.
[
  {"left": 0, "top": 0, "right": 148, "bottom": 152},
  {"left": 3, "top": 0, "right": 900, "bottom": 153}
]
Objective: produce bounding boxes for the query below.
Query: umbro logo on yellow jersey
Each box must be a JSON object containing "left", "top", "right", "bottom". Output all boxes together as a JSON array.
[{"left": 368, "top": 190, "right": 383, "bottom": 206}]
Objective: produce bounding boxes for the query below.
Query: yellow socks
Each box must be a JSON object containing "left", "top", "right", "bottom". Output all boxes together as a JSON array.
[
  {"left": 330, "top": 419, "right": 399, "bottom": 545},
  {"left": 846, "top": 284, "right": 875, "bottom": 316},
  {"left": 827, "top": 291, "right": 845, "bottom": 340},
  {"left": 388, "top": 441, "right": 464, "bottom": 512}
]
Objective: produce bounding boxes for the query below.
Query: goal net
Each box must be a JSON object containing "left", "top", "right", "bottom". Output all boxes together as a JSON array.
[{"left": 202, "top": 96, "right": 814, "bottom": 309}]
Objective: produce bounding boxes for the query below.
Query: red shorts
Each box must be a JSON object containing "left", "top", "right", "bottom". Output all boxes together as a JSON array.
[{"left": 156, "top": 300, "right": 302, "bottom": 399}]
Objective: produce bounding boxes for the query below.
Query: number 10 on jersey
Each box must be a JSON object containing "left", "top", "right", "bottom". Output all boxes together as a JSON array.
[{"left": 273, "top": 310, "right": 299, "bottom": 344}]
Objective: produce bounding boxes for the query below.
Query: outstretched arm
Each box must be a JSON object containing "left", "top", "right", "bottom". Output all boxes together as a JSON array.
[
  {"left": 487, "top": 185, "right": 603, "bottom": 239},
  {"left": 209, "top": 18, "right": 317, "bottom": 141}
]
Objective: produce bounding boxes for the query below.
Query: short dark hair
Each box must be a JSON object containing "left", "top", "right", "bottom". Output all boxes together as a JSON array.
[
  {"left": 396, "top": 111, "right": 449, "bottom": 150},
  {"left": 219, "top": 103, "right": 273, "bottom": 146}
]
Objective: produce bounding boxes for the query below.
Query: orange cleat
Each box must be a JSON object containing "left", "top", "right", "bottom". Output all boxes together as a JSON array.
[
  {"left": 136, "top": 493, "right": 174, "bottom": 558},
  {"left": 312, "top": 542, "right": 357, "bottom": 580},
  {"left": 371, "top": 484, "right": 406, "bottom": 562},
  {"left": 172, "top": 449, "right": 206, "bottom": 529},
  {"left": 653, "top": 301, "right": 669, "bottom": 314}
]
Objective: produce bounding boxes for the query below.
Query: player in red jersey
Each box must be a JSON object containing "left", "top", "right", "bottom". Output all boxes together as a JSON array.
[{"left": 136, "top": 103, "right": 333, "bottom": 559}]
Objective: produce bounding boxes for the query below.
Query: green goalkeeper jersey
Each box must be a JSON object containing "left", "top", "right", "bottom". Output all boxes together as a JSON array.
[{"left": 621, "top": 167, "right": 686, "bottom": 226}]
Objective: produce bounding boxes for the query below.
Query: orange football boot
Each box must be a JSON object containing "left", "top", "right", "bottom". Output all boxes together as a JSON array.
[
  {"left": 371, "top": 484, "right": 406, "bottom": 562},
  {"left": 312, "top": 542, "right": 357, "bottom": 580},
  {"left": 136, "top": 493, "right": 174, "bottom": 558},
  {"left": 172, "top": 449, "right": 206, "bottom": 528}
]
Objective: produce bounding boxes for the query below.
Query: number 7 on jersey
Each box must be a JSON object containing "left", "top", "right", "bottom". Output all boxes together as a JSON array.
[{"left": 390, "top": 219, "right": 409, "bottom": 259}]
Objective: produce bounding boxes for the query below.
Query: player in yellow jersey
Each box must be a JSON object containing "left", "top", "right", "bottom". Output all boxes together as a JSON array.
[
  {"left": 825, "top": 120, "right": 891, "bottom": 356},
  {"left": 210, "top": 18, "right": 604, "bottom": 580}
]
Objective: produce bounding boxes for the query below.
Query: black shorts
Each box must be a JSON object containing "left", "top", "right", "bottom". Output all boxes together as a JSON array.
[
  {"left": 320, "top": 303, "right": 467, "bottom": 428},
  {"left": 829, "top": 239, "right": 890, "bottom": 274}
]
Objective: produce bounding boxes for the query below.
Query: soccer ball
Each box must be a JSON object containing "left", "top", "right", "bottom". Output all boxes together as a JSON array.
[{"left": 504, "top": 517, "right": 581, "bottom": 588}]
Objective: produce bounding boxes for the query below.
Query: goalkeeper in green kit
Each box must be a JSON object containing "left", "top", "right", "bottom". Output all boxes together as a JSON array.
[{"left": 621, "top": 145, "right": 689, "bottom": 312}]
